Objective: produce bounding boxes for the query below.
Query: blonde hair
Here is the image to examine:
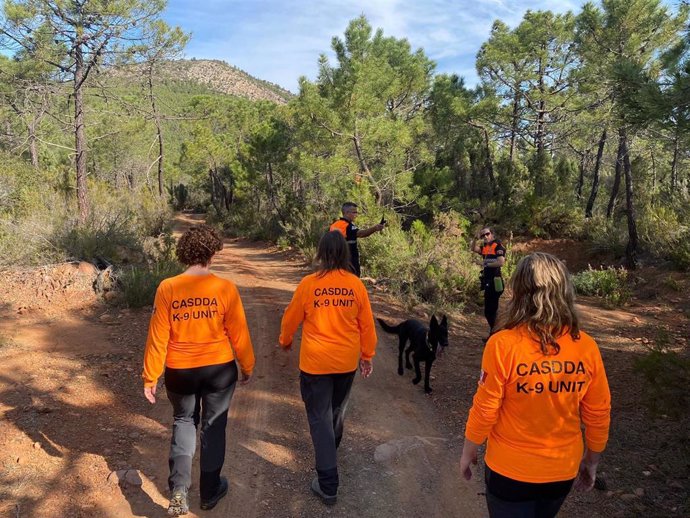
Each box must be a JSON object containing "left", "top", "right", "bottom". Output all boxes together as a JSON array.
[{"left": 497, "top": 252, "right": 579, "bottom": 354}]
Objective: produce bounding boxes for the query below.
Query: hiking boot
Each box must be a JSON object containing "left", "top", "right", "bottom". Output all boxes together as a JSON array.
[
  {"left": 167, "top": 487, "right": 189, "bottom": 516},
  {"left": 200, "top": 476, "right": 228, "bottom": 511},
  {"left": 310, "top": 477, "right": 337, "bottom": 506}
]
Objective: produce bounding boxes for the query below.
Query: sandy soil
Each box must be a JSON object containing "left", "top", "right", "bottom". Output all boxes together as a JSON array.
[{"left": 0, "top": 214, "right": 687, "bottom": 517}]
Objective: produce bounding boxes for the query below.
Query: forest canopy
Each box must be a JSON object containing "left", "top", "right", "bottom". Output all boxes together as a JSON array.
[{"left": 1, "top": 1, "right": 689, "bottom": 305}]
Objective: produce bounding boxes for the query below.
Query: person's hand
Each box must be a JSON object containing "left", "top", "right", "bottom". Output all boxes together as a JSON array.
[
  {"left": 359, "top": 359, "right": 373, "bottom": 378},
  {"left": 459, "top": 440, "right": 480, "bottom": 481},
  {"left": 574, "top": 449, "right": 601, "bottom": 491},
  {"left": 278, "top": 342, "right": 292, "bottom": 352},
  {"left": 240, "top": 372, "right": 252, "bottom": 386},
  {"left": 144, "top": 385, "right": 156, "bottom": 404},
  {"left": 374, "top": 223, "right": 385, "bottom": 232}
]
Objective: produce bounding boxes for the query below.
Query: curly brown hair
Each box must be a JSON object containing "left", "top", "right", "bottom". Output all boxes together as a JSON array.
[{"left": 175, "top": 225, "right": 223, "bottom": 266}]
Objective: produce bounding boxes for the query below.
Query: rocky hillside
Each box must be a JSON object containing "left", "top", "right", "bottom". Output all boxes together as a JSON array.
[{"left": 162, "top": 59, "right": 292, "bottom": 103}]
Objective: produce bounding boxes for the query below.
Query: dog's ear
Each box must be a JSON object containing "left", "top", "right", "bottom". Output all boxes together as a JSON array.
[
  {"left": 430, "top": 315, "right": 439, "bottom": 330},
  {"left": 441, "top": 315, "right": 448, "bottom": 327}
]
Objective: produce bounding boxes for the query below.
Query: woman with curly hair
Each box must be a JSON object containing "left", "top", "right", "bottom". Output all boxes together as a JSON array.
[
  {"left": 142, "top": 224, "right": 255, "bottom": 516},
  {"left": 460, "top": 252, "right": 611, "bottom": 518}
]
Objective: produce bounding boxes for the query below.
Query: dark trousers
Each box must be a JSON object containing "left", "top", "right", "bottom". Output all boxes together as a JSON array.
[
  {"left": 485, "top": 466, "right": 573, "bottom": 518},
  {"left": 165, "top": 361, "right": 238, "bottom": 500},
  {"left": 300, "top": 370, "right": 356, "bottom": 497},
  {"left": 483, "top": 285, "right": 502, "bottom": 332}
]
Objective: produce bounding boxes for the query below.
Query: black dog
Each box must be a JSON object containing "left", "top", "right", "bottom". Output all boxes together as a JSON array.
[{"left": 376, "top": 315, "right": 449, "bottom": 394}]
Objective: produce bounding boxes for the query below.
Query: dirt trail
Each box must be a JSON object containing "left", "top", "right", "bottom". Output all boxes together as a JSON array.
[
  {"left": 0, "top": 214, "right": 485, "bottom": 518},
  {"left": 164, "top": 214, "right": 486, "bottom": 517},
  {"left": 2, "top": 214, "right": 687, "bottom": 517}
]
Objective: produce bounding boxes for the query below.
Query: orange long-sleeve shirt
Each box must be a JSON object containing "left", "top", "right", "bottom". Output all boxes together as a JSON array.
[
  {"left": 279, "top": 269, "right": 377, "bottom": 374},
  {"left": 465, "top": 326, "right": 611, "bottom": 483},
  {"left": 142, "top": 273, "right": 255, "bottom": 388}
]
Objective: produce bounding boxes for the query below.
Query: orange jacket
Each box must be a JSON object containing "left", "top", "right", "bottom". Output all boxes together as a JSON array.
[
  {"left": 279, "top": 269, "right": 377, "bottom": 374},
  {"left": 142, "top": 273, "right": 255, "bottom": 387},
  {"left": 465, "top": 326, "right": 611, "bottom": 483}
]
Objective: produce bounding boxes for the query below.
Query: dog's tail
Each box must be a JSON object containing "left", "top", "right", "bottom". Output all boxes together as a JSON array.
[{"left": 376, "top": 318, "right": 402, "bottom": 335}]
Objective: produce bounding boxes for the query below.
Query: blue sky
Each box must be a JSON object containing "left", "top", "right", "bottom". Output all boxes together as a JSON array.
[{"left": 160, "top": 0, "right": 607, "bottom": 92}]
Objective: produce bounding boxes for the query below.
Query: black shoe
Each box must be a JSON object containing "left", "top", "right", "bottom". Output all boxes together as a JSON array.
[
  {"left": 310, "top": 477, "right": 337, "bottom": 506},
  {"left": 168, "top": 487, "right": 189, "bottom": 516},
  {"left": 200, "top": 476, "right": 228, "bottom": 511}
]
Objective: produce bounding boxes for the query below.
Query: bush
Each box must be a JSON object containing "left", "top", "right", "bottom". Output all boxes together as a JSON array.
[
  {"left": 571, "top": 266, "right": 630, "bottom": 307},
  {"left": 53, "top": 181, "right": 172, "bottom": 264},
  {"left": 581, "top": 216, "right": 627, "bottom": 258},
  {"left": 362, "top": 211, "right": 477, "bottom": 308},
  {"left": 278, "top": 208, "right": 331, "bottom": 263},
  {"left": 634, "top": 342, "right": 690, "bottom": 419},
  {"left": 116, "top": 260, "right": 184, "bottom": 308},
  {"left": 668, "top": 231, "right": 690, "bottom": 271},
  {"left": 516, "top": 196, "right": 586, "bottom": 239}
]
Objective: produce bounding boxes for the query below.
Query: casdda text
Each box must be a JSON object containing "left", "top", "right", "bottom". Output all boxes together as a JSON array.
[
  {"left": 172, "top": 297, "right": 219, "bottom": 309},
  {"left": 516, "top": 360, "right": 586, "bottom": 377}
]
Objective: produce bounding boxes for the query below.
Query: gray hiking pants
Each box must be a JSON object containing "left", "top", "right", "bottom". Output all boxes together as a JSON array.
[{"left": 165, "top": 361, "right": 238, "bottom": 500}]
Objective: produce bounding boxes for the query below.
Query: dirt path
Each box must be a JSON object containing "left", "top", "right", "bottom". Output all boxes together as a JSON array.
[
  {"left": 1, "top": 214, "right": 687, "bottom": 517},
  {"left": 0, "top": 215, "right": 485, "bottom": 517}
]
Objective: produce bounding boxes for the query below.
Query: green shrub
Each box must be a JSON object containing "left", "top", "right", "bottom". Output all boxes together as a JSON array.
[
  {"left": 634, "top": 343, "right": 690, "bottom": 419},
  {"left": 629, "top": 205, "right": 690, "bottom": 270},
  {"left": 581, "top": 216, "right": 627, "bottom": 258},
  {"left": 515, "top": 195, "right": 586, "bottom": 239},
  {"left": 662, "top": 275, "right": 684, "bottom": 292},
  {"left": 572, "top": 266, "right": 630, "bottom": 307},
  {"left": 59, "top": 215, "right": 142, "bottom": 263},
  {"left": 362, "top": 210, "right": 477, "bottom": 308},
  {"left": 53, "top": 181, "right": 172, "bottom": 264},
  {"left": 668, "top": 231, "right": 690, "bottom": 271},
  {"left": 116, "top": 260, "right": 184, "bottom": 308},
  {"left": 278, "top": 208, "right": 331, "bottom": 263}
]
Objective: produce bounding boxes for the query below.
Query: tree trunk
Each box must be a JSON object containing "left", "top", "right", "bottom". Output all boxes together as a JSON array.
[
  {"left": 509, "top": 89, "right": 519, "bottom": 169},
  {"left": 586, "top": 128, "right": 607, "bottom": 218},
  {"left": 74, "top": 42, "right": 89, "bottom": 224},
  {"left": 621, "top": 129, "right": 638, "bottom": 269},
  {"left": 208, "top": 169, "right": 219, "bottom": 212},
  {"left": 147, "top": 67, "right": 165, "bottom": 197},
  {"left": 576, "top": 150, "right": 587, "bottom": 200},
  {"left": 352, "top": 131, "right": 381, "bottom": 204},
  {"left": 535, "top": 58, "right": 546, "bottom": 156},
  {"left": 481, "top": 126, "right": 497, "bottom": 196},
  {"left": 28, "top": 118, "right": 38, "bottom": 168},
  {"left": 267, "top": 162, "right": 287, "bottom": 225},
  {"left": 606, "top": 129, "right": 624, "bottom": 219},
  {"left": 671, "top": 131, "right": 679, "bottom": 192}
]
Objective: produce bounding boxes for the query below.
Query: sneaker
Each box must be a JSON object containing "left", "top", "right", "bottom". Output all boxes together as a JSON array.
[
  {"left": 200, "top": 476, "right": 228, "bottom": 511},
  {"left": 310, "top": 477, "right": 337, "bottom": 506},
  {"left": 168, "top": 487, "right": 189, "bottom": 516}
]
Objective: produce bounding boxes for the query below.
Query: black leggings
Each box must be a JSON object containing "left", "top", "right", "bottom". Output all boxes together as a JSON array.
[
  {"left": 484, "top": 285, "right": 502, "bottom": 331},
  {"left": 300, "top": 370, "right": 356, "bottom": 497},
  {"left": 485, "top": 466, "right": 574, "bottom": 518}
]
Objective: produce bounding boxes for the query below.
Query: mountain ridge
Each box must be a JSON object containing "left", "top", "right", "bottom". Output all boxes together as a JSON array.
[{"left": 115, "top": 58, "right": 293, "bottom": 104}]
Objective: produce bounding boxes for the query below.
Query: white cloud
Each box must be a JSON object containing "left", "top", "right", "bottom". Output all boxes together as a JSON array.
[{"left": 164, "top": 0, "right": 586, "bottom": 92}]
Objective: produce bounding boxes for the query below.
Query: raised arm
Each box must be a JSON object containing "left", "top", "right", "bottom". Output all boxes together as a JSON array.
[{"left": 356, "top": 223, "right": 385, "bottom": 239}]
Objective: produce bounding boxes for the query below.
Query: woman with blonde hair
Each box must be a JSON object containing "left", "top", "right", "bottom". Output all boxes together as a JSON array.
[{"left": 460, "top": 252, "right": 611, "bottom": 518}]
